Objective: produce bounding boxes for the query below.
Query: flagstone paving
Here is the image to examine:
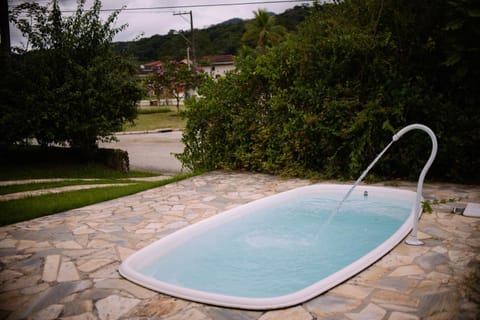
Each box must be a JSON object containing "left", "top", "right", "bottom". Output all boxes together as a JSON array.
[{"left": 0, "top": 171, "right": 479, "bottom": 319}]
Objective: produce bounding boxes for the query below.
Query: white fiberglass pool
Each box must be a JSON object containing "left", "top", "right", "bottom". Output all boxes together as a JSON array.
[{"left": 119, "top": 184, "right": 417, "bottom": 310}]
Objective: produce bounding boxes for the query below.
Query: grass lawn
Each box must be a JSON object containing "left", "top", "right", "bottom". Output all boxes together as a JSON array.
[
  {"left": 0, "top": 177, "right": 187, "bottom": 226},
  {"left": 0, "top": 145, "right": 196, "bottom": 226},
  {"left": 124, "top": 106, "right": 186, "bottom": 131}
]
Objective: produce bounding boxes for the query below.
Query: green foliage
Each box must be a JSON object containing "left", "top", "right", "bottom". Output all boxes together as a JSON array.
[
  {"left": 113, "top": 6, "right": 310, "bottom": 62},
  {"left": 1, "top": 0, "right": 142, "bottom": 150},
  {"left": 148, "top": 61, "right": 205, "bottom": 111},
  {"left": 241, "top": 9, "right": 287, "bottom": 52},
  {"left": 179, "top": 0, "right": 480, "bottom": 183},
  {"left": 422, "top": 200, "right": 433, "bottom": 214}
]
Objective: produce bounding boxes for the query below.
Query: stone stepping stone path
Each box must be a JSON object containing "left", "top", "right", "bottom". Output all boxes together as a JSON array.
[
  {"left": 0, "top": 176, "right": 172, "bottom": 201},
  {"left": 0, "top": 172, "right": 478, "bottom": 320}
]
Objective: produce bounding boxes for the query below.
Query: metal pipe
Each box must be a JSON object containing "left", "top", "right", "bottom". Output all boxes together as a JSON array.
[{"left": 392, "top": 124, "right": 438, "bottom": 245}]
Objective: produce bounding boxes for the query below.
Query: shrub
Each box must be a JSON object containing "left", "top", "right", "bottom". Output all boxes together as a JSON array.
[{"left": 179, "top": 0, "right": 479, "bottom": 183}]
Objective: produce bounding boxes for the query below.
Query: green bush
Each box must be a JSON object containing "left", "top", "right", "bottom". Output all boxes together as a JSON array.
[{"left": 179, "top": 0, "right": 479, "bottom": 183}]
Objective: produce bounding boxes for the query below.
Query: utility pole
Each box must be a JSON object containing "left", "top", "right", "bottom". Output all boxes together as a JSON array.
[
  {"left": 0, "top": 0, "right": 11, "bottom": 54},
  {"left": 173, "top": 10, "right": 195, "bottom": 66}
]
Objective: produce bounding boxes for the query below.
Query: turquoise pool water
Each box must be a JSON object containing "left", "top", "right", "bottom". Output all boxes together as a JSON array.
[{"left": 120, "top": 184, "right": 416, "bottom": 309}]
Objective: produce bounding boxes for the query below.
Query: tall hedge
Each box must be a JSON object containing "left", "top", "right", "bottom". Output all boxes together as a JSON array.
[{"left": 179, "top": 0, "right": 479, "bottom": 183}]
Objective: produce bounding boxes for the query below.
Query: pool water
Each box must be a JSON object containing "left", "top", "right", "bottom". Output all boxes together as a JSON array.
[{"left": 120, "top": 185, "right": 416, "bottom": 309}]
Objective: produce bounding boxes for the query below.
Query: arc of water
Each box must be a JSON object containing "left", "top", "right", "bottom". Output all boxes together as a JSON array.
[
  {"left": 335, "top": 124, "right": 437, "bottom": 246},
  {"left": 337, "top": 140, "right": 395, "bottom": 211}
]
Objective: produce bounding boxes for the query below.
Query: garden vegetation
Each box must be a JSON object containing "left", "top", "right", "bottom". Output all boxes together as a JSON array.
[
  {"left": 1, "top": 0, "right": 142, "bottom": 151},
  {"left": 179, "top": 0, "right": 480, "bottom": 183}
]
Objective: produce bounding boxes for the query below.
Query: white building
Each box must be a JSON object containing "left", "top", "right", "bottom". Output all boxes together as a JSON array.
[{"left": 197, "top": 55, "right": 235, "bottom": 78}]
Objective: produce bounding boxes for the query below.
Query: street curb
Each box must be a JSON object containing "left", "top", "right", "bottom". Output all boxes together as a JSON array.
[{"left": 115, "top": 128, "right": 183, "bottom": 135}]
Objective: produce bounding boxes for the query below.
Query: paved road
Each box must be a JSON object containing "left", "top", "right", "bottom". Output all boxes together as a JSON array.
[{"left": 100, "top": 130, "right": 185, "bottom": 173}]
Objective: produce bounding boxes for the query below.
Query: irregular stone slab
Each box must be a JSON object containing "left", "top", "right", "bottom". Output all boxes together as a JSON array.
[
  {"left": 78, "top": 259, "right": 112, "bottom": 273},
  {"left": 306, "top": 295, "right": 361, "bottom": 316},
  {"left": 54, "top": 240, "right": 83, "bottom": 250},
  {"left": 132, "top": 296, "right": 191, "bottom": 319},
  {"left": 370, "top": 277, "right": 417, "bottom": 293},
  {"left": 417, "top": 289, "right": 460, "bottom": 317},
  {"left": 117, "top": 247, "right": 135, "bottom": 261},
  {"left": 94, "top": 279, "right": 156, "bottom": 299},
  {"left": 259, "top": 306, "right": 312, "bottom": 320},
  {"left": 28, "top": 304, "right": 63, "bottom": 320},
  {"left": 351, "top": 266, "right": 390, "bottom": 285},
  {"left": 10, "top": 226, "right": 73, "bottom": 242},
  {"left": 0, "top": 239, "right": 17, "bottom": 249},
  {"left": 421, "top": 226, "right": 454, "bottom": 240},
  {"left": 0, "top": 290, "right": 32, "bottom": 311},
  {"left": 1, "top": 274, "right": 41, "bottom": 292},
  {"left": 61, "top": 312, "right": 98, "bottom": 320},
  {"left": 87, "top": 239, "right": 115, "bottom": 249},
  {"left": 376, "top": 254, "right": 415, "bottom": 268},
  {"left": 346, "top": 303, "right": 386, "bottom": 320},
  {"left": 205, "top": 306, "right": 261, "bottom": 320},
  {"left": 63, "top": 299, "right": 93, "bottom": 317},
  {"left": 389, "top": 311, "right": 420, "bottom": 320},
  {"left": 0, "top": 269, "right": 23, "bottom": 282},
  {"left": 389, "top": 265, "right": 425, "bottom": 277},
  {"left": 89, "top": 263, "right": 120, "bottom": 280},
  {"left": 415, "top": 251, "right": 449, "bottom": 270},
  {"left": 42, "top": 255, "right": 61, "bottom": 282},
  {"left": 7, "top": 280, "right": 92, "bottom": 319},
  {"left": 21, "top": 282, "right": 50, "bottom": 295},
  {"left": 73, "top": 225, "right": 96, "bottom": 235},
  {"left": 96, "top": 295, "right": 140, "bottom": 320},
  {"left": 330, "top": 284, "right": 373, "bottom": 300},
  {"left": 58, "top": 260, "right": 80, "bottom": 282},
  {"left": 162, "top": 307, "right": 211, "bottom": 320},
  {"left": 371, "top": 290, "right": 420, "bottom": 307},
  {"left": 16, "top": 240, "right": 37, "bottom": 250}
]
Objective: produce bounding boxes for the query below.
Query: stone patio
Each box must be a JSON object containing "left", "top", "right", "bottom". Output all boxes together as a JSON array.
[{"left": 0, "top": 171, "right": 479, "bottom": 320}]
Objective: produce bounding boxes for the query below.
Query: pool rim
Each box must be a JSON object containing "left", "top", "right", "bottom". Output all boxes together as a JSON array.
[{"left": 119, "top": 183, "right": 418, "bottom": 310}]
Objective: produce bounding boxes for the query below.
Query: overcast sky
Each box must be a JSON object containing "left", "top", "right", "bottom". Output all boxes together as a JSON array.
[{"left": 9, "top": 0, "right": 313, "bottom": 48}]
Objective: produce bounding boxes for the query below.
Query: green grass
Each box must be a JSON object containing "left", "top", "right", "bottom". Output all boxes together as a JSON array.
[
  {"left": 124, "top": 106, "right": 186, "bottom": 131},
  {"left": 0, "top": 176, "right": 190, "bottom": 226},
  {"left": 0, "top": 179, "right": 135, "bottom": 195},
  {"left": 0, "top": 145, "right": 199, "bottom": 226},
  {"left": 0, "top": 162, "right": 155, "bottom": 181}
]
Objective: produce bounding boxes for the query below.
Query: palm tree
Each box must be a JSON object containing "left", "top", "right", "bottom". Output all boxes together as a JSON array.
[{"left": 241, "top": 9, "right": 287, "bottom": 52}]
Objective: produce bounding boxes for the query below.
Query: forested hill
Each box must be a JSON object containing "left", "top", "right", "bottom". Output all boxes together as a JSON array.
[{"left": 113, "top": 5, "right": 310, "bottom": 63}]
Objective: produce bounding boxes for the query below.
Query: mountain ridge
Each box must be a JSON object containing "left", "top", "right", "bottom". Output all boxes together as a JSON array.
[{"left": 113, "top": 5, "right": 310, "bottom": 63}]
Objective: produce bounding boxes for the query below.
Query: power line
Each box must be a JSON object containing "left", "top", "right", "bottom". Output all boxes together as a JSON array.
[
  {"left": 64, "top": 1, "right": 314, "bottom": 13},
  {"left": 8, "top": 1, "right": 314, "bottom": 15}
]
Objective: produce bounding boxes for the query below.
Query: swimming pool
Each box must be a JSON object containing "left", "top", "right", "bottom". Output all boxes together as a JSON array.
[{"left": 119, "top": 184, "right": 417, "bottom": 309}]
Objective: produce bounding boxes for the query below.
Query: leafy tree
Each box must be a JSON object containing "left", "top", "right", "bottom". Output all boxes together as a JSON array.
[
  {"left": 149, "top": 61, "right": 204, "bottom": 111},
  {"left": 180, "top": 0, "right": 480, "bottom": 183},
  {"left": 4, "top": 0, "right": 142, "bottom": 150},
  {"left": 241, "top": 9, "right": 287, "bottom": 53}
]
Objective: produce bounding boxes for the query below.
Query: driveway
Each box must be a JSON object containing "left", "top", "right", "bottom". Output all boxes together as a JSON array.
[{"left": 100, "top": 130, "right": 185, "bottom": 173}]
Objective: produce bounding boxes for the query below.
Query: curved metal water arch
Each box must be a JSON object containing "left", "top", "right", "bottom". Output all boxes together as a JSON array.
[{"left": 392, "top": 124, "right": 438, "bottom": 245}]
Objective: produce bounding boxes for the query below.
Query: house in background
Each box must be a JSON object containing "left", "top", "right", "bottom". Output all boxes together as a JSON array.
[
  {"left": 138, "top": 60, "right": 163, "bottom": 76},
  {"left": 137, "top": 55, "right": 236, "bottom": 106},
  {"left": 139, "top": 55, "right": 235, "bottom": 78},
  {"left": 197, "top": 55, "right": 235, "bottom": 78}
]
